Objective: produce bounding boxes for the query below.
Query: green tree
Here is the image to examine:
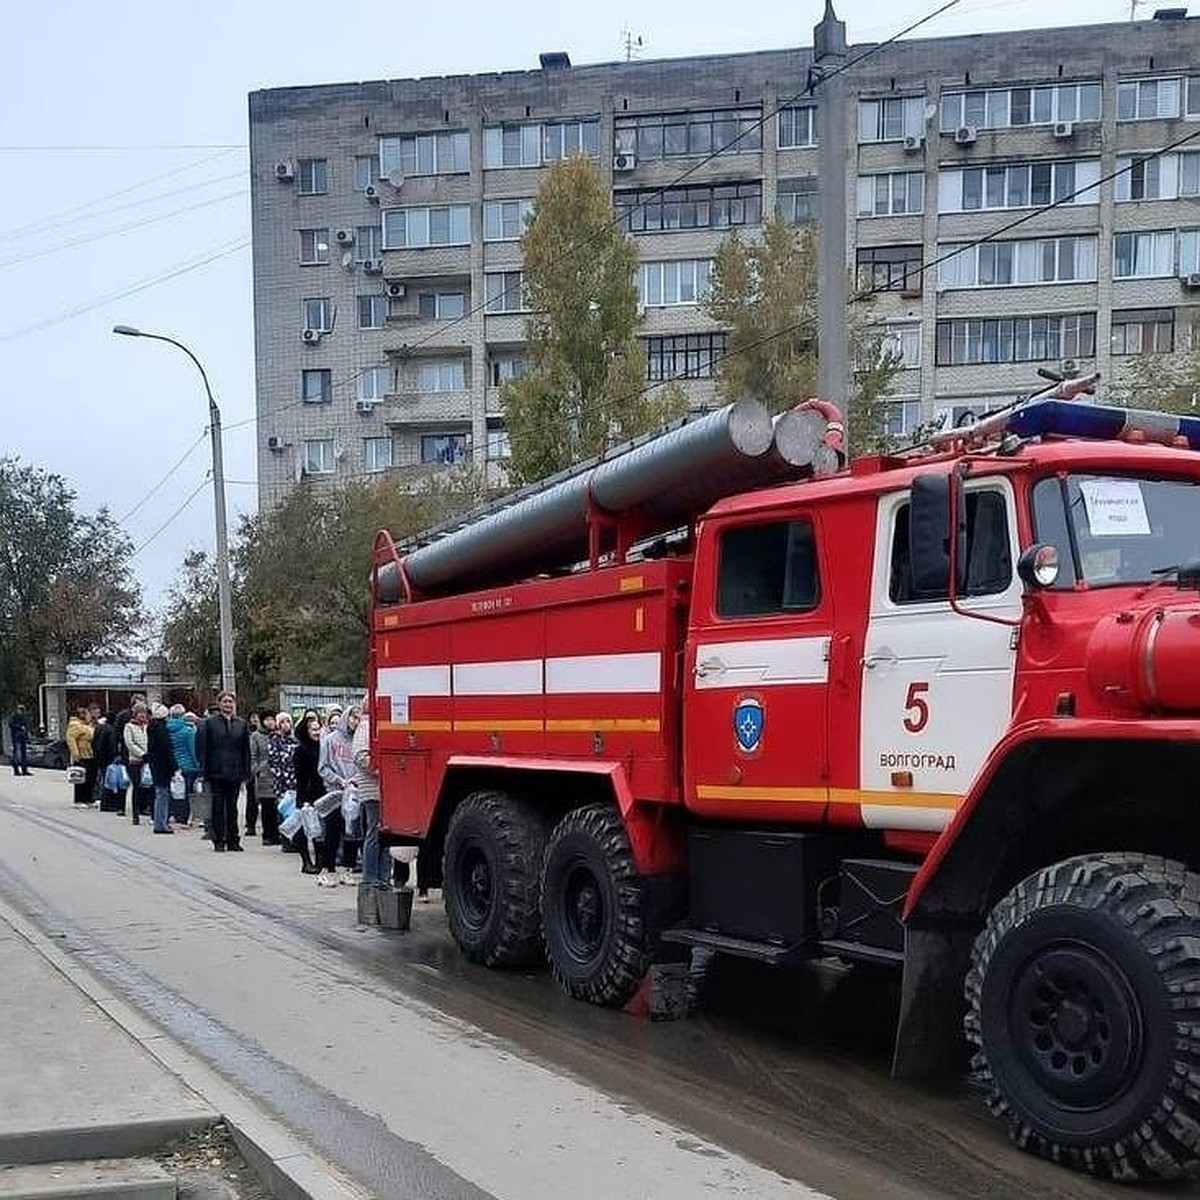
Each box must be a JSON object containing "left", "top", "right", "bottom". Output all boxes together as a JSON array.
[
  {"left": 706, "top": 218, "right": 903, "bottom": 456},
  {"left": 1112, "top": 337, "right": 1200, "bottom": 415},
  {"left": 159, "top": 474, "right": 482, "bottom": 707},
  {"left": 0, "top": 460, "right": 141, "bottom": 707},
  {"left": 502, "top": 156, "right": 685, "bottom": 484}
]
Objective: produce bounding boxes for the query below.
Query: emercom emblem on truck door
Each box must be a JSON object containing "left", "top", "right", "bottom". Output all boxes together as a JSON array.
[{"left": 733, "top": 696, "right": 764, "bottom": 754}]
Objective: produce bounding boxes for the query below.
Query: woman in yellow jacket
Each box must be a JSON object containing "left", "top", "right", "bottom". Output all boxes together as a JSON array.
[{"left": 65, "top": 707, "right": 95, "bottom": 807}]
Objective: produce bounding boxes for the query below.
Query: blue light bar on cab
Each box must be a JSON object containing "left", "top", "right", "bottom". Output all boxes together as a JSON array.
[{"left": 1005, "top": 400, "right": 1200, "bottom": 450}]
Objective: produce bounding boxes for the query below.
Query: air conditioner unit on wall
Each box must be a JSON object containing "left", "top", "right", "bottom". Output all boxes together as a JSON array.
[
  {"left": 274, "top": 160, "right": 295, "bottom": 181},
  {"left": 1184, "top": 272, "right": 1200, "bottom": 291},
  {"left": 613, "top": 152, "right": 637, "bottom": 172},
  {"left": 267, "top": 435, "right": 284, "bottom": 452},
  {"left": 335, "top": 228, "right": 355, "bottom": 245},
  {"left": 361, "top": 259, "right": 383, "bottom": 275},
  {"left": 355, "top": 399, "right": 376, "bottom": 415},
  {"left": 301, "top": 328, "right": 322, "bottom": 345},
  {"left": 364, "top": 184, "right": 380, "bottom": 203},
  {"left": 386, "top": 281, "right": 406, "bottom": 299},
  {"left": 902, "top": 134, "right": 924, "bottom": 154},
  {"left": 1053, "top": 120, "right": 1075, "bottom": 139},
  {"left": 954, "top": 125, "right": 978, "bottom": 146}
]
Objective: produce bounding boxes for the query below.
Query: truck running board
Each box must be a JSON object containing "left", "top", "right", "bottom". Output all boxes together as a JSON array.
[
  {"left": 659, "top": 926, "right": 804, "bottom": 965},
  {"left": 818, "top": 939, "right": 904, "bottom": 968}
]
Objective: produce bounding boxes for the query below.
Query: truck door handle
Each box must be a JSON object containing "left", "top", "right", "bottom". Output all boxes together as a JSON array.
[
  {"left": 695, "top": 657, "right": 725, "bottom": 679},
  {"left": 862, "top": 650, "right": 898, "bottom": 671}
]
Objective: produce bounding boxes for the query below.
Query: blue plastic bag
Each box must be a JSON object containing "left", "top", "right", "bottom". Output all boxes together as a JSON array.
[
  {"left": 103, "top": 762, "right": 129, "bottom": 792},
  {"left": 276, "top": 789, "right": 296, "bottom": 820}
]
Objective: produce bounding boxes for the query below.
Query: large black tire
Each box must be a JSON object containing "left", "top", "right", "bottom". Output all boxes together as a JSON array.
[
  {"left": 442, "top": 790, "right": 549, "bottom": 968},
  {"left": 541, "top": 803, "right": 647, "bottom": 1007},
  {"left": 966, "top": 853, "right": 1200, "bottom": 1181}
]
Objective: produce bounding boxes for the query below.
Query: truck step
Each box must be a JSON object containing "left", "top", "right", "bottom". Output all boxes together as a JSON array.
[
  {"left": 819, "top": 938, "right": 904, "bottom": 968},
  {"left": 0, "top": 1158, "right": 175, "bottom": 1200},
  {"left": 659, "top": 926, "right": 804, "bottom": 965}
]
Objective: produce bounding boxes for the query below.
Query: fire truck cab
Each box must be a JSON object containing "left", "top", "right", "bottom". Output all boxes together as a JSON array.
[{"left": 370, "top": 393, "right": 1200, "bottom": 1181}]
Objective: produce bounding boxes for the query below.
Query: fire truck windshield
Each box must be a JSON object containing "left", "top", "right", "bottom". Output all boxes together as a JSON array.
[{"left": 1031, "top": 473, "right": 1200, "bottom": 588}]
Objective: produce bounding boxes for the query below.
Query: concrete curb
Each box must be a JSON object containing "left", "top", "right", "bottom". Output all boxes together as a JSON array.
[
  {"left": 0, "top": 898, "right": 369, "bottom": 1200},
  {"left": 0, "top": 1118, "right": 214, "bottom": 1168}
]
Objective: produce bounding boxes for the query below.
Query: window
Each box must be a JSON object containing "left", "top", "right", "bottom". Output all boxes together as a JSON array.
[
  {"left": 301, "top": 369, "right": 332, "bottom": 404},
  {"left": 1181, "top": 152, "right": 1200, "bottom": 196},
  {"left": 1111, "top": 308, "right": 1175, "bottom": 354},
  {"left": 354, "top": 155, "right": 376, "bottom": 192},
  {"left": 857, "top": 245, "right": 923, "bottom": 293},
  {"left": 542, "top": 120, "right": 601, "bottom": 162},
  {"left": 302, "top": 297, "right": 334, "bottom": 332},
  {"left": 645, "top": 333, "right": 727, "bottom": 382},
  {"left": 303, "top": 439, "right": 335, "bottom": 474},
  {"left": 880, "top": 324, "right": 921, "bottom": 368},
  {"left": 488, "top": 353, "right": 526, "bottom": 386},
  {"left": 717, "top": 520, "right": 820, "bottom": 617},
  {"left": 1180, "top": 229, "right": 1200, "bottom": 276},
  {"left": 381, "top": 205, "right": 470, "bottom": 249},
  {"left": 417, "top": 291, "right": 466, "bottom": 319},
  {"left": 889, "top": 492, "right": 1012, "bottom": 604},
  {"left": 777, "top": 177, "right": 818, "bottom": 224},
  {"left": 935, "top": 314, "right": 1096, "bottom": 365},
  {"left": 613, "top": 108, "right": 762, "bottom": 161},
  {"left": 1113, "top": 231, "right": 1175, "bottom": 279},
  {"left": 358, "top": 294, "right": 389, "bottom": 329},
  {"left": 938, "top": 161, "right": 1099, "bottom": 212},
  {"left": 364, "top": 437, "right": 393, "bottom": 474},
  {"left": 379, "top": 131, "right": 470, "bottom": 179},
  {"left": 937, "top": 237, "right": 1098, "bottom": 288},
  {"left": 857, "top": 172, "right": 924, "bottom": 217},
  {"left": 354, "top": 225, "right": 382, "bottom": 262},
  {"left": 777, "top": 107, "right": 818, "bottom": 148},
  {"left": 358, "top": 365, "right": 392, "bottom": 402},
  {"left": 483, "top": 119, "right": 599, "bottom": 167},
  {"left": 638, "top": 260, "right": 713, "bottom": 307},
  {"left": 416, "top": 360, "right": 467, "bottom": 392},
  {"left": 297, "top": 158, "right": 328, "bottom": 195},
  {"left": 883, "top": 398, "right": 922, "bottom": 439},
  {"left": 299, "top": 228, "right": 329, "bottom": 265},
  {"left": 485, "top": 271, "right": 527, "bottom": 314},
  {"left": 616, "top": 182, "right": 762, "bottom": 233},
  {"left": 857, "top": 96, "right": 924, "bottom": 143},
  {"left": 486, "top": 428, "right": 511, "bottom": 460},
  {"left": 1033, "top": 474, "right": 1200, "bottom": 589},
  {"left": 1118, "top": 77, "right": 1182, "bottom": 121},
  {"left": 940, "top": 82, "right": 1100, "bottom": 131},
  {"left": 484, "top": 198, "right": 534, "bottom": 241},
  {"left": 421, "top": 433, "right": 468, "bottom": 464}
]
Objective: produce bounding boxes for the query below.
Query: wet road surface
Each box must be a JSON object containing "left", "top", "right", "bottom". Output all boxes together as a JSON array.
[{"left": 0, "top": 782, "right": 1186, "bottom": 1199}]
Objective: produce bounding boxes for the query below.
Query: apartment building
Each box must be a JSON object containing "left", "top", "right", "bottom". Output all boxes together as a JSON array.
[{"left": 249, "top": 11, "right": 1200, "bottom": 508}]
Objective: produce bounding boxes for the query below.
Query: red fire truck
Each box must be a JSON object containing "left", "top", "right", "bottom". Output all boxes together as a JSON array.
[{"left": 369, "top": 383, "right": 1200, "bottom": 1181}]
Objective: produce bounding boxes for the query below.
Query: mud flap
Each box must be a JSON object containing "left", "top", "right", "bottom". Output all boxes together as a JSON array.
[{"left": 891, "top": 920, "right": 975, "bottom": 1081}]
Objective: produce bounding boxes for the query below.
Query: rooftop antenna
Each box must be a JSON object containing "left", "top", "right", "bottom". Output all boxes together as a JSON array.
[
  {"left": 1129, "top": 0, "right": 1144, "bottom": 19},
  {"left": 621, "top": 28, "right": 644, "bottom": 60}
]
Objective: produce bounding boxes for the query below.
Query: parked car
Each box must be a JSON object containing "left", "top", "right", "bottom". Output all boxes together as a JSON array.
[{"left": 5, "top": 732, "right": 69, "bottom": 770}]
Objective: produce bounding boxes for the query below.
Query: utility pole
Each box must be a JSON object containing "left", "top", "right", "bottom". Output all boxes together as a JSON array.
[{"left": 812, "top": 0, "right": 850, "bottom": 436}]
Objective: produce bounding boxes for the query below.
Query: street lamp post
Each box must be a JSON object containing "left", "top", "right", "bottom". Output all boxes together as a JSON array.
[{"left": 112, "top": 325, "right": 236, "bottom": 697}]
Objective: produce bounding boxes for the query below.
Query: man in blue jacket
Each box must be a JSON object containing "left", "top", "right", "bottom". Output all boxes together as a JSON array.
[{"left": 195, "top": 691, "right": 251, "bottom": 852}]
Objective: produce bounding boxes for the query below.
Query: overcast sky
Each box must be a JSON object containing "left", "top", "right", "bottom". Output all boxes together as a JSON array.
[{"left": 1, "top": 0, "right": 1137, "bottom": 618}]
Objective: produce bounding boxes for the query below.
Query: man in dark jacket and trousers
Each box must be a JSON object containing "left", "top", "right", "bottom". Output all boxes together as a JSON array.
[
  {"left": 7, "top": 706, "right": 30, "bottom": 776},
  {"left": 146, "top": 704, "right": 177, "bottom": 834},
  {"left": 195, "top": 691, "right": 251, "bottom": 852}
]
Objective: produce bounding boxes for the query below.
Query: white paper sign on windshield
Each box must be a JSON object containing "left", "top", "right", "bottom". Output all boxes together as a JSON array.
[{"left": 1079, "top": 479, "right": 1151, "bottom": 537}]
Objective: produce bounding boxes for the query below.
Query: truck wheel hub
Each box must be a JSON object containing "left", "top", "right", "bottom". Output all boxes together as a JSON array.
[
  {"left": 1009, "top": 943, "right": 1140, "bottom": 1106},
  {"left": 563, "top": 865, "right": 604, "bottom": 957}
]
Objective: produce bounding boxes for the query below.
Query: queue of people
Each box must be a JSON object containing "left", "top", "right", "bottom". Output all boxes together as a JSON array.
[{"left": 41, "top": 692, "right": 406, "bottom": 893}]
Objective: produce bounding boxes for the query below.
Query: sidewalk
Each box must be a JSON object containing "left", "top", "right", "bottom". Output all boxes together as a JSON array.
[{"left": 0, "top": 908, "right": 216, "bottom": 1165}]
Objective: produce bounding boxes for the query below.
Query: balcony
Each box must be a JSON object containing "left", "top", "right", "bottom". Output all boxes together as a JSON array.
[{"left": 383, "top": 389, "right": 475, "bottom": 425}]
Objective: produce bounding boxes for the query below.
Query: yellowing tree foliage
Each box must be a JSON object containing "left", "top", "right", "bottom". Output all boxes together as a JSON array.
[{"left": 502, "top": 157, "right": 685, "bottom": 484}]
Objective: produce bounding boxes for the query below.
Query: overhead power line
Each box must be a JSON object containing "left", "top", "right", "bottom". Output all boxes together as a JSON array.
[
  {"left": 118, "top": 430, "right": 210, "bottom": 526},
  {"left": 129, "top": 479, "right": 210, "bottom": 559}
]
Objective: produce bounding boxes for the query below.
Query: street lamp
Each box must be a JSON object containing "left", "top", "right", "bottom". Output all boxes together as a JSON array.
[{"left": 112, "top": 325, "right": 236, "bottom": 697}]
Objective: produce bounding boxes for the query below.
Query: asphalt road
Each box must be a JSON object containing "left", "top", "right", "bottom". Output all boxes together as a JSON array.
[{"left": 0, "top": 775, "right": 1182, "bottom": 1199}]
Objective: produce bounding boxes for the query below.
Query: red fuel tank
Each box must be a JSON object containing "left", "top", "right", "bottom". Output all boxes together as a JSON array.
[{"left": 1086, "top": 604, "right": 1200, "bottom": 713}]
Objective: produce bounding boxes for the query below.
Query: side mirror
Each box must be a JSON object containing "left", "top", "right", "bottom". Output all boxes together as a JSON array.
[
  {"left": 910, "top": 472, "right": 966, "bottom": 597},
  {"left": 1017, "top": 544, "right": 1060, "bottom": 588}
]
